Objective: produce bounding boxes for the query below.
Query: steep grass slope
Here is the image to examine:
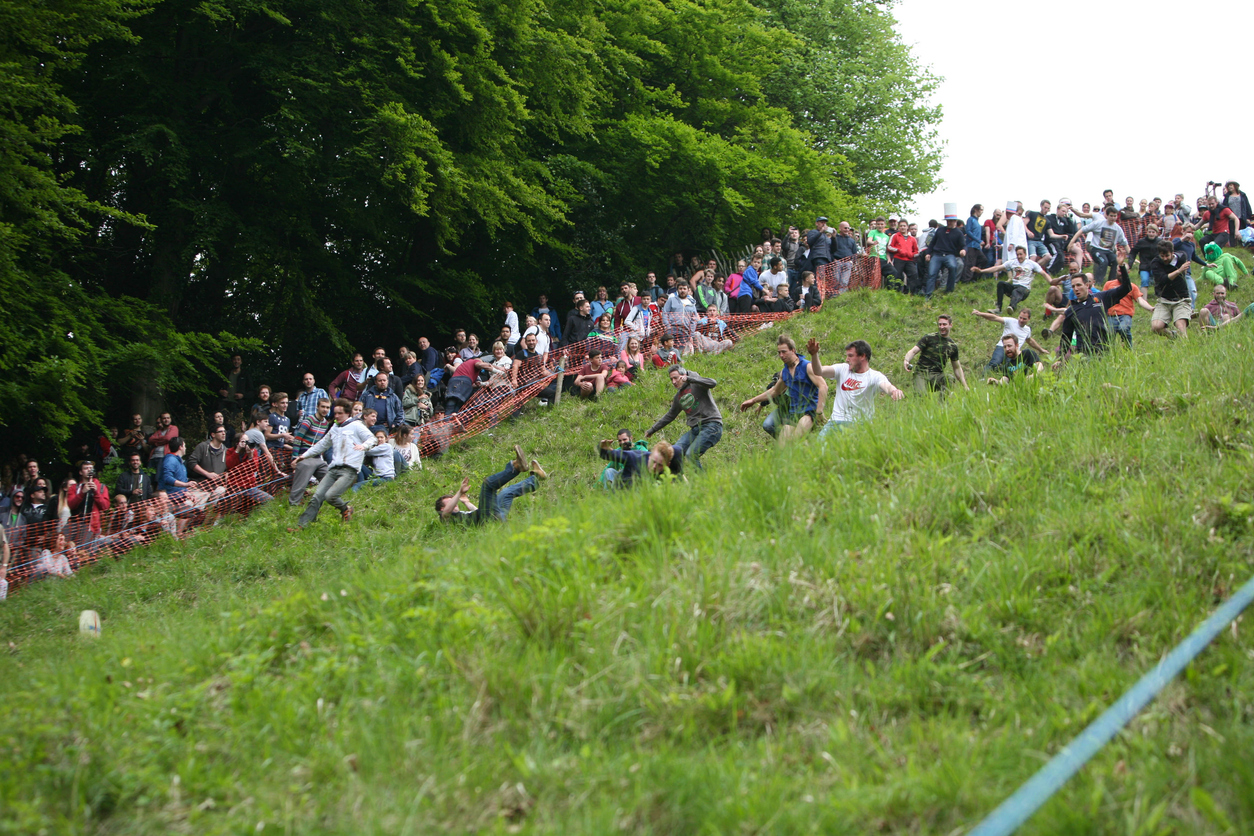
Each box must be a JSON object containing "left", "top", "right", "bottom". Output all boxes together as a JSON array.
[{"left": 2, "top": 274, "right": 1254, "bottom": 835}]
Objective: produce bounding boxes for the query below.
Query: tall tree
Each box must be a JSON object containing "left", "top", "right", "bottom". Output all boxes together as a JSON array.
[
  {"left": 751, "top": 0, "right": 944, "bottom": 210},
  {"left": 0, "top": 0, "right": 237, "bottom": 461}
]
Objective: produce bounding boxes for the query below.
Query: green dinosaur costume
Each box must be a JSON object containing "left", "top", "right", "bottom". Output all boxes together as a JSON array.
[{"left": 1202, "top": 242, "right": 1249, "bottom": 288}]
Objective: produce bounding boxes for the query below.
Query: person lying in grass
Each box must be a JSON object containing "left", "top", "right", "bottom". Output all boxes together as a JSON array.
[
  {"left": 435, "top": 445, "right": 547, "bottom": 525},
  {"left": 597, "top": 439, "right": 682, "bottom": 487}
]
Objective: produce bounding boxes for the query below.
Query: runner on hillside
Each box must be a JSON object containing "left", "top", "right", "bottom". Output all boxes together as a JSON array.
[
  {"left": 985, "top": 335, "right": 1042, "bottom": 385},
  {"left": 645, "top": 367, "right": 722, "bottom": 470},
  {"left": 902, "top": 314, "right": 970, "bottom": 396},
  {"left": 1052, "top": 252, "right": 1133, "bottom": 370},
  {"left": 970, "top": 308, "right": 1049, "bottom": 369},
  {"left": 434, "top": 445, "right": 547, "bottom": 525},
  {"left": 805, "top": 338, "right": 903, "bottom": 435},
  {"left": 739, "top": 335, "right": 827, "bottom": 444},
  {"left": 289, "top": 397, "right": 375, "bottom": 530}
]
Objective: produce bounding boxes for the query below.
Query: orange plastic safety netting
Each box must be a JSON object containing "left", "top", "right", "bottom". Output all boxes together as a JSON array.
[{"left": 3, "top": 256, "right": 881, "bottom": 597}]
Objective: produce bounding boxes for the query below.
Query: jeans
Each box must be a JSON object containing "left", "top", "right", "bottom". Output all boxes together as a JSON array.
[
  {"left": 479, "top": 461, "right": 536, "bottom": 522},
  {"left": 1186, "top": 274, "right": 1197, "bottom": 305},
  {"left": 297, "top": 464, "right": 358, "bottom": 527},
  {"left": 763, "top": 410, "right": 779, "bottom": 437},
  {"left": 926, "top": 253, "right": 962, "bottom": 297},
  {"left": 288, "top": 456, "right": 329, "bottom": 506},
  {"left": 894, "top": 260, "right": 920, "bottom": 295},
  {"left": 986, "top": 344, "right": 1006, "bottom": 371},
  {"left": 996, "top": 282, "right": 1030, "bottom": 311},
  {"left": 961, "top": 247, "right": 984, "bottom": 283},
  {"left": 353, "top": 475, "right": 393, "bottom": 491},
  {"left": 1089, "top": 247, "right": 1115, "bottom": 286},
  {"left": 1026, "top": 240, "right": 1048, "bottom": 258},
  {"left": 674, "top": 421, "right": 723, "bottom": 470},
  {"left": 238, "top": 487, "right": 273, "bottom": 506},
  {"left": 818, "top": 420, "right": 854, "bottom": 437},
  {"left": 1138, "top": 270, "right": 1151, "bottom": 289},
  {"left": 832, "top": 259, "right": 853, "bottom": 290},
  {"left": 1107, "top": 314, "right": 1132, "bottom": 347}
]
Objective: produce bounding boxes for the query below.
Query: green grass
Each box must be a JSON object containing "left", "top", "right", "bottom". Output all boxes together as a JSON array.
[{"left": 3, "top": 258, "right": 1254, "bottom": 835}]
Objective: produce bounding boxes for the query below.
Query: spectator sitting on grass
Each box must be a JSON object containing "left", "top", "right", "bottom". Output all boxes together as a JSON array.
[
  {"left": 652, "top": 333, "right": 681, "bottom": 368},
  {"left": 574, "top": 350, "right": 611, "bottom": 399}
]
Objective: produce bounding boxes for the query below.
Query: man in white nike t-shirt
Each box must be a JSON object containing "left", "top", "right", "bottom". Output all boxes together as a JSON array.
[{"left": 805, "top": 338, "right": 903, "bottom": 437}]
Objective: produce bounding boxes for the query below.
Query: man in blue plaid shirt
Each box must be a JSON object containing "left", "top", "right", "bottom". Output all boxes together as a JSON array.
[{"left": 295, "top": 373, "right": 329, "bottom": 423}]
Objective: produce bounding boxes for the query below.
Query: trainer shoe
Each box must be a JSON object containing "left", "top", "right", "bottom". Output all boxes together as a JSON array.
[{"left": 341, "top": 505, "right": 354, "bottom": 522}]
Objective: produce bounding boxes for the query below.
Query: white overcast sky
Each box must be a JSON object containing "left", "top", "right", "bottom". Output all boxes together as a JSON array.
[{"left": 892, "top": 0, "right": 1254, "bottom": 217}]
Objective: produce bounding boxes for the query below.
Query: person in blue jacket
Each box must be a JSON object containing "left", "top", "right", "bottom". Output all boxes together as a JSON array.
[{"left": 733, "top": 254, "right": 764, "bottom": 314}]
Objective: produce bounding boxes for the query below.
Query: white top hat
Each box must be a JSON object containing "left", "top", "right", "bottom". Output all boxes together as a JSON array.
[
  {"left": 943, "top": 202, "right": 958, "bottom": 220},
  {"left": 1005, "top": 200, "right": 1019, "bottom": 213}
]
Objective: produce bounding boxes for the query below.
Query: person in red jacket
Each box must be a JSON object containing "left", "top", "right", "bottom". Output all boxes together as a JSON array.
[
  {"left": 888, "top": 219, "right": 921, "bottom": 295},
  {"left": 66, "top": 460, "right": 111, "bottom": 543},
  {"left": 224, "top": 433, "right": 275, "bottom": 514},
  {"left": 328, "top": 353, "right": 369, "bottom": 402}
]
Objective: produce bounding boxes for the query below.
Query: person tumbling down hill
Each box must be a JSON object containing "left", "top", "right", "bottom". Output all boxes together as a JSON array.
[
  {"left": 597, "top": 439, "right": 683, "bottom": 486},
  {"left": 644, "top": 366, "right": 723, "bottom": 470},
  {"left": 985, "top": 335, "right": 1043, "bottom": 385},
  {"left": 740, "top": 335, "right": 827, "bottom": 445},
  {"left": 435, "top": 445, "right": 547, "bottom": 525}
]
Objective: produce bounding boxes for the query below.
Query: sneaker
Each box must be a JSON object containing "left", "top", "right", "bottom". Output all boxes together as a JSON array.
[
  {"left": 1041, "top": 328, "right": 1053, "bottom": 338},
  {"left": 341, "top": 505, "right": 354, "bottom": 522}
]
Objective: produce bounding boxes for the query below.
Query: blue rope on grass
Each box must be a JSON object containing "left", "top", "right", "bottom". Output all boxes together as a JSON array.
[{"left": 968, "top": 572, "right": 1254, "bottom": 836}]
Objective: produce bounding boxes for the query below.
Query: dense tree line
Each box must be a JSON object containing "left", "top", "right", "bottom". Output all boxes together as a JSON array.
[{"left": 0, "top": 0, "right": 940, "bottom": 461}]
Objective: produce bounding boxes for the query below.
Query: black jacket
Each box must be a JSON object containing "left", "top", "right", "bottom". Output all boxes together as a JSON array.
[
  {"left": 18, "top": 501, "right": 55, "bottom": 527},
  {"left": 115, "top": 470, "right": 155, "bottom": 502},
  {"left": 562, "top": 311, "right": 594, "bottom": 346},
  {"left": 1060, "top": 265, "right": 1131, "bottom": 354}
]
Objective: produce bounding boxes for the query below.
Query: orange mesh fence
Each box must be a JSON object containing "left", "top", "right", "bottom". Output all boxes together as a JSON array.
[{"left": 2, "top": 254, "right": 886, "bottom": 598}]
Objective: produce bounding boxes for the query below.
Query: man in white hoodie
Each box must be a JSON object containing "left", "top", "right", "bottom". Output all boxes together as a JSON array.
[{"left": 290, "top": 398, "right": 376, "bottom": 529}]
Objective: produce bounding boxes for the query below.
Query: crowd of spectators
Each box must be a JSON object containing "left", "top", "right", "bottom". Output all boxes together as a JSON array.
[{"left": 3, "top": 179, "right": 1251, "bottom": 600}]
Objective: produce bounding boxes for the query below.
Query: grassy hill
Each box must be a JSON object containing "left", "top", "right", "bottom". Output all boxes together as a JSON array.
[{"left": 3, "top": 267, "right": 1254, "bottom": 835}]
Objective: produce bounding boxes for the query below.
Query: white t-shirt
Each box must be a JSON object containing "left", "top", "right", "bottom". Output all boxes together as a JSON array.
[
  {"left": 393, "top": 440, "right": 422, "bottom": 469},
  {"left": 762, "top": 269, "right": 789, "bottom": 293},
  {"left": 1078, "top": 219, "right": 1129, "bottom": 252},
  {"left": 827, "top": 364, "right": 892, "bottom": 424},
  {"left": 527, "top": 327, "right": 550, "bottom": 356},
  {"left": 1004, "top": 258, "right": 1046, "bottom": 289},
  {"left": 996, "top": 317, "right": 1032, "bottom": 349},
  {"left": 504, "top": 310, "right": 520, "bottom": 346}
]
